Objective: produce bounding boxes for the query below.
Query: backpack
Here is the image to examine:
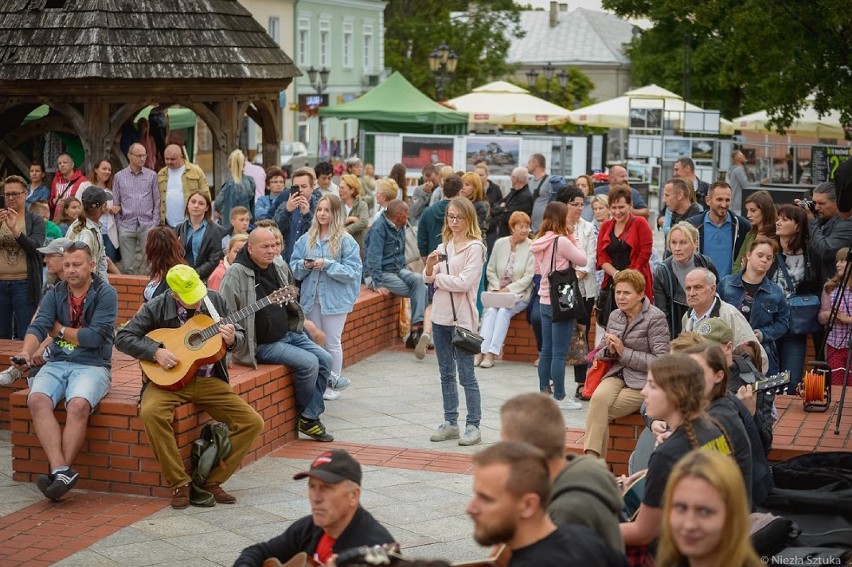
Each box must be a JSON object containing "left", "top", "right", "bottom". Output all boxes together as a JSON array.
[{"left": 189, "top": 422, "right": 232, "bottom": 506}]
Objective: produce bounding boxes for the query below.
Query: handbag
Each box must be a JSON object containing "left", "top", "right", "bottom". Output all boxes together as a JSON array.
[
  {"left": 445, "top": 254, "right": 484, "bottom": 355},
  {"left": 547, "top": 238, "right": 586, "bottom": 322},
  {"left": 776, "top": 253, "right": 822, "bottom": 335},
  {"left": 566, "top": 323, "right": 589, "bottom": 365},
  {"left": 582, "top": 350, "right": 613, "bottom": 398},
  {"left": 595, "top": 283, "right": 614, "bottom": 328},
  {"left": 404, "top": 221, "right": 424, "bottom": 272}
]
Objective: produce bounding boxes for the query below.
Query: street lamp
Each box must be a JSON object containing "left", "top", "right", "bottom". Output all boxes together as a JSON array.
[
  {"left": 428, "top": 42, "right": 458, "bottom": 100},
  {"left": 307, "top": 66, "right": 330, "bottom": 94},
  {"left": 527, "top": 63, "right": 570, "bottom": 101}
]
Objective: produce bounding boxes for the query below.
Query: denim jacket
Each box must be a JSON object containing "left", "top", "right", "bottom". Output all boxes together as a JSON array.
[
  {"left": 290, "top": 232, "right": 363, "bottom": 315},
  {"left": 364, "top": 213, "right": 406, "bottom": 288},
  {"left": 718, "top": 273, "right": 790, "bottom": 374},
  {"left": 28, "top": 276, "right": 117, "bottom": 368}
]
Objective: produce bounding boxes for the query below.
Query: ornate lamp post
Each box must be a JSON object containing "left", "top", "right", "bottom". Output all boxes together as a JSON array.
[
  {"left": 306, "top": 66, "right": 330, "bottom": 94},
  {"left": 527, "top": 62, "right": 564, "bottom": 100},
  {"left": 428, "top": 42, "right": 458, "bottom": 100}
]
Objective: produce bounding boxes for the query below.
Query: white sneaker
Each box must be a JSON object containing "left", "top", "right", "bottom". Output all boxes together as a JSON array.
[
  {"left": 415, "top": 332, "right": 431, "bottom": 360},
  {"left": 430, "top": 421, "right": 460, "bottom": 442},
  {"left": 557, "top": 397, "right": 583, "bottom": 410},
  {"left": 458, "top": 424, "right": 482, "bottom": 446},
  {"left": 0, "top": 366, "right": 23, "bottom": 386},
  {"left": 323, "top": 388, "right": 341, "bottom": 401}
]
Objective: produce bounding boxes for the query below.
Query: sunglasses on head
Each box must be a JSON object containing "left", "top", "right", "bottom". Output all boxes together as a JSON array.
[{"left": 63, "top": 241, "right": 91, "bottom": 253}]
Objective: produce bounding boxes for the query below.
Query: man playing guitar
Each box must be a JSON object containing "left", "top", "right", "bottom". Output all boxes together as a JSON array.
[
  {"left": 234, "top": 449, "right": 395, "bottom": 566},
  {"left": 115, "top": 264, "right": 264, "bottom": 509}
]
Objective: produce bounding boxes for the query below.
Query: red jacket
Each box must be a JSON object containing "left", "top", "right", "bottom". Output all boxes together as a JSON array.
[
  {"left": 596, "top": 214, "right": 654, "bottom": 301},
  {"left": 49, "top": 169, "right": 87, "bottom": 221}
]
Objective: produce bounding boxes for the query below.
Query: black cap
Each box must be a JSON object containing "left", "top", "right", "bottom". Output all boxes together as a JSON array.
[
  {"left": 80, "top": 185, "right": 113, "bottom": 208},
  {"left": 293, "top": 449, "right": 362, "bottom": 485}
]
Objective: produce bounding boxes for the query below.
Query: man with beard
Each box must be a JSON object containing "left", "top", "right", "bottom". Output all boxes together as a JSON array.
[
  {"left": 466, "top": 442, "right": 627, "bottom": 566},
  {"left": 686, "top": 181, "right": 750, "bottom": 279}
]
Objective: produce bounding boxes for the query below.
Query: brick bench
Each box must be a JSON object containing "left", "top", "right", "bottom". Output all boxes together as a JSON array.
[
  {"left": 563, "top": 386, "right": 851, "bottom": 476},
  {"left": 0, "top": 287, "right": 401, "bottom": 496}
]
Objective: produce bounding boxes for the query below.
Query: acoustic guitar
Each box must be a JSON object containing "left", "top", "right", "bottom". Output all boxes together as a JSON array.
[{"left": 141, "top": 286, "right": 297, "bottom": 390}]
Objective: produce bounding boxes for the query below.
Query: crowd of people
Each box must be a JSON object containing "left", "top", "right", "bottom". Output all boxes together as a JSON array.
[{"left": 0, "top": 147, "right": 850, "bottom": 566}]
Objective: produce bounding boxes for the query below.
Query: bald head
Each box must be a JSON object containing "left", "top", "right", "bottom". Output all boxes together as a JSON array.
[
  {"left": 511, "top": 167, "right": 529, "bottom": 189},
  {"left": 609, "top": 165, "right": 628, "bottom": 185},
  {"left": 127, "top": 143, "right": 148, "bottom": 171},
  {"left": 247, "top": 228, "right": 278, "bottom": 268},
  {"left": 164, "top": 144, "right": 184, "bottom": 170},
  {"left": 385, "top": 199, "right": 409, "bottom": 228}
]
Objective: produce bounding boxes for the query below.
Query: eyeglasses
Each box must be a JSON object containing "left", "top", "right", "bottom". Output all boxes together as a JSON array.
[
  {"left": 2, "top": 191, "right": 25, "bottom": 198},
  {"left": 446, "top": 214, "right": 464, "bottom": 222},
  {"left": 129, "top": 153, "right": 147, "bottom": 158}
]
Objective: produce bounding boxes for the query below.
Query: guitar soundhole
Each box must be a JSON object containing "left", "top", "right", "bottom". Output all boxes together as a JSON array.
[{"left": 187, "top": 332, "right": 203, "bottom": 348}]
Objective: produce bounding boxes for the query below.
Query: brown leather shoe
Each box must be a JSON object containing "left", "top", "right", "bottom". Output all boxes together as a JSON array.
[
  {"left": 171, "top": 484, "right": 190, "bottom": 509},
  {"left": 204, "top": 483, "right": 236, "bottom": 504}
]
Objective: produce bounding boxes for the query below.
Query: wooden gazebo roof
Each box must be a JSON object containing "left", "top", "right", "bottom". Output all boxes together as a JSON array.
[{"left": 0, "top": 0, "right": 299, "bottom": 181}]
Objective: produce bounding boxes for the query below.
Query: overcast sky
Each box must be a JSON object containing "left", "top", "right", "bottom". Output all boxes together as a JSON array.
[{"left": 518, "top": 0, "right": 651, "bottom": 27}]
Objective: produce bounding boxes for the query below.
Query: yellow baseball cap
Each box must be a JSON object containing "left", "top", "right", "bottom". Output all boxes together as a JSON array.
[{"left": 166, "top": 265, "right": 207, "bottom": 305}]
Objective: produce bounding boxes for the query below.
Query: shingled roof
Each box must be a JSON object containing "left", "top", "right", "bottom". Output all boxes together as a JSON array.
[{"left": 0, "top": 0, "right": 299, "bottom": 82}]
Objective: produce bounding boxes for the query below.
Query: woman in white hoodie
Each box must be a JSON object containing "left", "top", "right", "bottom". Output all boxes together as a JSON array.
[
  {"left": 531, "top": 201, "right": 587, "bottom": 410},
  {"left": 424, "top": 197, "right": 486, "bottom": 446}
]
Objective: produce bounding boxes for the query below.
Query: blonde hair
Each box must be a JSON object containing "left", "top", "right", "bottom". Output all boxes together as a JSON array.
[
  {"left": 658, "top": 450, "right": 761, "bottom": 567},
  {"left": 227, "top": 232, "right": 249, "bottom": 252},
  {"left": 461, "top": 172, "right": 485, "bottom": 201},
  {"left": 439, "top": 165, "right": 455, "bottom": 181},
  {"left": 340, "top": 174, "right": 361, "bottom": 198},
  {"left": 228, "top": 149, "right": 245, "bottom": 184},
  {"left": 375, "top": 178, "right": 399, "bottom": 202},
  {"left": 307, "top": 194, "right": 346, "bottom": 258},
  {"left": 441, "top": 197, "right": 482, "bottom": 244},
  {"left": 591, "top": 194, "right": 609, "bottom": 208},
  {"left": 667, "top": 221, "right": 700, "bottom": 250}
]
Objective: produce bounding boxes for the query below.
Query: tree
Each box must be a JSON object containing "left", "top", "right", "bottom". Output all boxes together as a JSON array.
[
  {"left": 510, "top": 68, "right": 598, "bottom": 134},
  {"left": 603, "top": 0, "right": 852, "bottom": 133},
  {"left": 384, "top": 1, "right": 524, "bottom": 100}
]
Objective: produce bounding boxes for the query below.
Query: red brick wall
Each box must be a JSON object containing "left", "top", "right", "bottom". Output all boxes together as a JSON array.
[{"left": 501, "top": 312, "right": 599, "bottom": 362}]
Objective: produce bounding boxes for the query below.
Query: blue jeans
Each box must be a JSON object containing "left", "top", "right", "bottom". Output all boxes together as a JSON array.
[
  {"left": 432, "top": 323, "right": 481, "bottom": 427},
  {"left": 382, "top": 269, "right": 426, "bottom": 325},
  {"left": 103, "top": 233, "right": 120, "bottom": 263},
  {"left": 538, "top": 303, "right": 574, "bottom": 400},
  {"left": 255, "top": 331, "right": 331, "bottom": 420},
  {"left": 0, "top": 280, "right": 36, "bottom": 339},
  {"left": 778, "top": 332, "right": 807, "bottom": 394}
]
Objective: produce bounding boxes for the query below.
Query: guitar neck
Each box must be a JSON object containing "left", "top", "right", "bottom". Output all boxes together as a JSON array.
[{"left": 198, "top": 294, "right": 286, "bottom": 341}]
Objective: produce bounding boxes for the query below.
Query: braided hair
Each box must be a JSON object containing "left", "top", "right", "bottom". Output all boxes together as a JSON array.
[{"left": 648, "top": 354, "right": 707, "bottom": 449}]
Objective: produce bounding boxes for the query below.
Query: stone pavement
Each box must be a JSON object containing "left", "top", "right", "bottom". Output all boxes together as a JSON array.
[{"left": 0, "top": 347, "right": 592, "bottom": 566}]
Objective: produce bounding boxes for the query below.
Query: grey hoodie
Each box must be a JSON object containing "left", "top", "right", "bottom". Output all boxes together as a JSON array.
[{"left": 549, "top": 454, "right": 625, "bottom": 552}]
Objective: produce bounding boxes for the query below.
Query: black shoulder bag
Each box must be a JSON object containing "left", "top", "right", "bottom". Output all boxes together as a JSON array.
[
  {"left": 548, "top": 238, "right": 586, "bottom": 322},
  {"left": 445, "top": 252, "right": 484, "bottom": 355}
]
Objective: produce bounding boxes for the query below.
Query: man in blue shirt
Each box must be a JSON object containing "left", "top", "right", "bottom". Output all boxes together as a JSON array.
[
  {"left": 365, "top": 199, "right": 427, "bottom": 350},
  {"left": 272, "top": 167, "right": 321, "bottom": 262},
  {"left": 11, "top": 242, "right": 117, "bottom": 501},
  {"left": 593, "top": 165, "right": 649, "bottom": 219},
  {"left": 686, "top": 182, "right": 750, "bottom": 278}
]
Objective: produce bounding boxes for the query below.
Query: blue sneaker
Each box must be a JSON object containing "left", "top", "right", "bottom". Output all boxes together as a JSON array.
[{"left": 329, "top": 373, "right": 351, "bottom": 391}]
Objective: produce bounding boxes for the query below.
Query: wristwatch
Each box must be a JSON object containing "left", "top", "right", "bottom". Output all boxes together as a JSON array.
[{"left": 58, "top": 326, "right": 66, "bottom": 340}]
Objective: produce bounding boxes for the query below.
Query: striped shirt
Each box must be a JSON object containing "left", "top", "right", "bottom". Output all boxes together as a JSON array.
[{"left": 112, "top": 166, "right": 160, "bottom": 230}]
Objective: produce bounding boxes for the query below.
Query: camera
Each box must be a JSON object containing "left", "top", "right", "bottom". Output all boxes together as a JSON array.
[
  {"left": 799, "top": 199, "right": 816, "bottom": 213},
  {"left": 437, "top": 253, "right": 448, "bottom": 262},
  {"left": 0, "top": 193, "right": 5, "bottom": 210}
]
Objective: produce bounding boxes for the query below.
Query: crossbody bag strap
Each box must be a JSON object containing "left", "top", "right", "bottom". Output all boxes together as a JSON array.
[
  {"left": 444, "top": 253, "right": 459, "bottom": 323},
  {"left": 532, "top": 176, "right": 547, "bottom": 200},
  {"left": 775, "top": 252, "right": 795, "bottom": 292}
]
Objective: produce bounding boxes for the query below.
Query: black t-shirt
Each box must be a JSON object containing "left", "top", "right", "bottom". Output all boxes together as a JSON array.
[
  {"left": 510, "top": 524, "right": 627, "bottom": 567},
  {"left": 607, "top": 225, "right": 633, "bottom": 271},
  {"left": 643, "top": 418, "right": 730, "bottom": 509},
  {"left": 254, "top": 263, "right": 289, "bottom": 344},
  {"left": 739, "top": 280, "right": 761, "bottom": 323},
  {"left": 708, "top": 396, "right": 753, "bottom": 505}
]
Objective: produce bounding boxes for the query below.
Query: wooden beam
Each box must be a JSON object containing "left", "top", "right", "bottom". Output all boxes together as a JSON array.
[
  {"left": 81, "top": 100, "right": 111, "bottom": 173},
  {"left": 0, "top": 139, "right": 31, "bottom": 175}
]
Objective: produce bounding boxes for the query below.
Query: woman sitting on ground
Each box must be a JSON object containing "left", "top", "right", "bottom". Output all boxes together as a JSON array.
[{"left": 476, "top": 211, "right": 534, "bottom": 369}]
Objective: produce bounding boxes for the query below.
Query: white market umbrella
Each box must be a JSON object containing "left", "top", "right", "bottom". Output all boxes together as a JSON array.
[
  {"left": 448, "top": 81, "right": 573, "bottom": 126},
  {"left": 568, "top": 84, "right": 735, "bottom": 135},
  {"left": 733, "top": 105, "right": 845, "bottom": 138}
]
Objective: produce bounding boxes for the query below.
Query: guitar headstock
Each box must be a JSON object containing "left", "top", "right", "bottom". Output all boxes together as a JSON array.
[
  {"left": 269, "top": 285, "right": 299, "bottom": 306},
  {"left": 755, "top": 370, "right": 790, "bottom": 394}
]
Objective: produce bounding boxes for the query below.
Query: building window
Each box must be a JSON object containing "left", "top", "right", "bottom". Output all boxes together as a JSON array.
[
  {"left": 268, "top": 16, "right": 280, "bottom": 46},
  {"left": 342, "top": 22, "right": 353, "bottom": 68},
  {"left": 298, "top": 18, "right": 310, "bottom": 66},
  {"left": 319, "top": 20, "right": 331, "bottom": 68},
  {"left": 363, "top": 25, "right": 373, "bottom": 70}
]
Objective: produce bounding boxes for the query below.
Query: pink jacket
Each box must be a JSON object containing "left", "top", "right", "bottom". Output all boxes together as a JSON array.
[
  {"left": 424, "top": 239, "right": 486, "bottom": 330},
  {"left": 530, "top": 232, "right": 587, "bottom": 305}
]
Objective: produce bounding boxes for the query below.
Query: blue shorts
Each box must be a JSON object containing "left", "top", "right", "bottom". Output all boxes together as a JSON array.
[{"left": 28, "top": 361, "right": 111, "bottom": 412}]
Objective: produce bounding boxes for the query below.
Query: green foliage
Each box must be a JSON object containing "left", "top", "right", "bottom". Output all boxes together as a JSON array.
[
  {"left": 509, "top": 68, "right": 599, "bottom": 134},
  {"left": 603, "top": 0, "right": 852, "bottom": 132},
  {"left": 384, "top": 0, "right": 524, "bottom": 100}
]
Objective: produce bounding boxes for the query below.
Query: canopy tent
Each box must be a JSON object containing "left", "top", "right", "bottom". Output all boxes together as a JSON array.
[
  {"left": 567, "top": 84, "right": 735, "bottom": 135},
  {"left": 319, "top": 71, "right": 468, "bottom": 135},
  {"left": 447, "top": 81, "right": 572, "bottom": 126},
  {"left": 733, "top": 106, "right": 845, "bottom": 139},
  {"left": 24, "top": 104, "right": 197, "bottom": 130}
]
